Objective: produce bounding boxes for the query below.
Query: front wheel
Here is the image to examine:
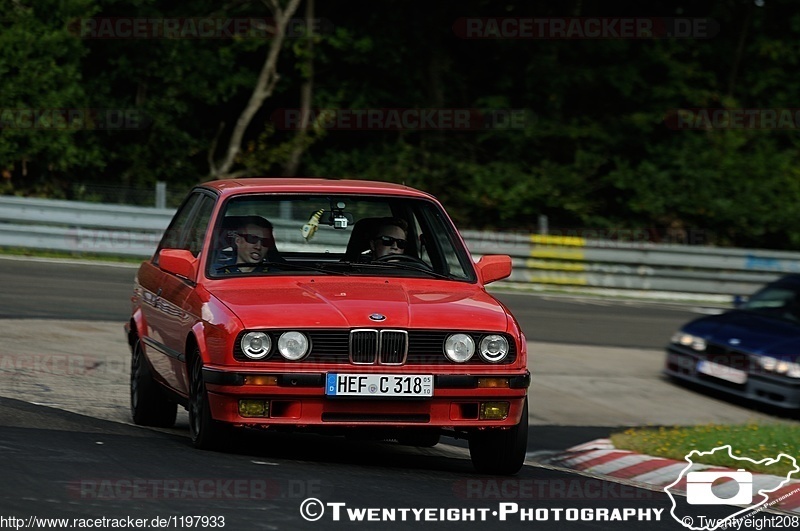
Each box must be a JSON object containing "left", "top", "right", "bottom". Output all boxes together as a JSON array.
[
  {"left": 188, "top": 354, "right": 227, "bottom": 450},
  {"left": 130, "top": 339, "right": 177, "bottom": 427},
  {"left": 469, "top": 398, "right": 528, "bottom": 475}
]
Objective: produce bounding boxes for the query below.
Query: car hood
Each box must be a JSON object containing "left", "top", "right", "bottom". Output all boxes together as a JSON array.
[
  {"left": 206, "top": 278, "right": 509, "bottom": 331},
  {"left": 684, "top": 310, "right": 800, "bottom": 357}
]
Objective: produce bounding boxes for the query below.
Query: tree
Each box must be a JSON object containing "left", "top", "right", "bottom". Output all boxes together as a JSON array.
[
  {"left": 208, "top": 0, "right": 302, "bottom": 178},
  {"left": 0, "top": 0, "right": 100, "bottom": 195}
]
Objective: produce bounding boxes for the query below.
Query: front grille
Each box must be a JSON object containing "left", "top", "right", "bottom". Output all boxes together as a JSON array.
[
  {"left": 380, "top": 331, "right": 407, "bottom": 365},
  {"left": 349, "top": 329, "right": 408, "bottom": 365},
  {"left": 234, "top": 329, "right": 516, "bottom": 365},
  {"left": 350, "top": 330, "right": 379, "bottom": 364}
]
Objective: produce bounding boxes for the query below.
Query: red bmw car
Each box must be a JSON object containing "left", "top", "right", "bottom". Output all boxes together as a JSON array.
[{"left": 125, "top": 178, "right": 530, "bottom": 474}]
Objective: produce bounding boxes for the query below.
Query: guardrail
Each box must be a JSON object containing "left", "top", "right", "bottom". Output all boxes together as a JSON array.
[
  {"left": 0, "top": 196, "right": 174, "bottom": 256},
  {"left": 2, "top": 196, "right": 800, "bottom": 297},
  {"left": 464, "top": 231, "right": 800, "bottom": 297}
]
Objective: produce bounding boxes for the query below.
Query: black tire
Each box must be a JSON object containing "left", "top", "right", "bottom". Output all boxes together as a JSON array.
[
  {"left": 188, "top": 354, "right": 227, "bottom": 450},
  {"left": 469, "top": 398, "right": 528, "bottom": 475},
  {"left": 130, "top": 339, "right": 177, "bottom": 427},
  {"left": 397, "top": 430, "right": 441, "bottom": 448}
]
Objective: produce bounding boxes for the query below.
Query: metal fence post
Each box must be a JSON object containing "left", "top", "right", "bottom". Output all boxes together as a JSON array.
[
  {"left": 155, "top": 182, "right": 167, "bottom": 209},
  {"left": 538, "top": 214, "right": 548, "bottom": 235}
]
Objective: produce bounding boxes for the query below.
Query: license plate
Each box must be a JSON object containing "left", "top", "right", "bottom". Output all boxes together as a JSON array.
[
  {"left": 697, "top": 360, "right": 748, "bottom": 384},
  {"left": 325, "top": 373, "right": 433, "bottom": 397}
]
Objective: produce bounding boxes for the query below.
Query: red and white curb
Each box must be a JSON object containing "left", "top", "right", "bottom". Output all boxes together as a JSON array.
[{"left": 544, "top": 439, "right": 800, "bottom": 514}]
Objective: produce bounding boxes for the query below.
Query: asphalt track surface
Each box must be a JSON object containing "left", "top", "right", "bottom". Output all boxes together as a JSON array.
[
  {"left": 0, "top": 398, "right": 757, "bottom": 531},
  {"left": 0, "top": 257, "right": 784, "bottom": 530}
]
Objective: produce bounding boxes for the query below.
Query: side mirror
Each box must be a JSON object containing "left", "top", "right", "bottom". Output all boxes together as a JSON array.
[
  {"left": 475, "top": 255, "right": 512, "bottom": 285},
  {"left": 159, "top": 249, "right": 198, "bottom": 282}
]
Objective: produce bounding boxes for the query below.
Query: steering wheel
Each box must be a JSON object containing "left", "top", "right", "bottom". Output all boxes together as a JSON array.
[{"left": 375, "top": 253, "right": 433, "bottom": 270}]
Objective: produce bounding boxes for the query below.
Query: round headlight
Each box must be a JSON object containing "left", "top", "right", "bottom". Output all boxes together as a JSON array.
[
  {"left": 787, "top": 362, "right": 800, "bottom": 378},
  {"left": 760, "top": 356, "right": 778, "bottom": 371},
  {"left": 479, "top": 334, "right": 509, "bottom": 363},
  {"left": 241, "top": 332, "right": 271, "bottom": 359},
  {"left": 278, "top": 331, "right": 309, "bottom": 360},
  {"left": 445, "top": 334, "right": 475, "bottom": 363},
  {"left": 671, "top": 332, "right": 706, "bottom": 351}
]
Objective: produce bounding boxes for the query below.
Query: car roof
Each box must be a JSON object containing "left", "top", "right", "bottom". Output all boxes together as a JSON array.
[{"left": 198, "top": 178, "right": 435, "bottom": 200}]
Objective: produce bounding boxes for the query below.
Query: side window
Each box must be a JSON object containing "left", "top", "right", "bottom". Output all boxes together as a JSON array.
[
  {"left": 158, "top": 193, "right": 202, "bottom": 253},
  {"left": 417, "top": 207, "right": 473, "bottom": 281},
  {"left": 186, "top": 196, "right": 215, "bottom": 257}
]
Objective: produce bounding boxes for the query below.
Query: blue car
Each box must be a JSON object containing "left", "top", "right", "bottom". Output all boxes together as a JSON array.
[{"left": 664, "top": 274, "right": 800, "bottom": 410}]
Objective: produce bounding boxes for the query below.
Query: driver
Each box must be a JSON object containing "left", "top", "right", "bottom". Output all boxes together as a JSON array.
[
  {"left": 217, "top": 216, "right": 276, "bottom": 273},
  {"left": 369, "top": 218, "right": 408, "bottom": 259}
]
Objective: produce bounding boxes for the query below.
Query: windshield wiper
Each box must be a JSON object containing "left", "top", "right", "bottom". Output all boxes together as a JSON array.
[
  {"left": 349, "top": 261, "right": 454, "bottom": 280},
  {"left": 215, "top": 261, "right": 349, "bottom": 276}
]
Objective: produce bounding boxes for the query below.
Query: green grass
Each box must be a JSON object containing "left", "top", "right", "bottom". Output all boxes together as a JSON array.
[
  {"left": 0, "top": 247, "right": 144, "bottom": 264},
  {"left": 611, "top": 424, "right": 800, "bottom": 476}
]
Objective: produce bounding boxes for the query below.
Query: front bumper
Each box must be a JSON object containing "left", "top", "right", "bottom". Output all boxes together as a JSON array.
[
  {"left": 203, "top": 368, "right": 530, "bottom": 428},
  {"left": 664, "top": 346, "right": 800, "bottom": 410}
]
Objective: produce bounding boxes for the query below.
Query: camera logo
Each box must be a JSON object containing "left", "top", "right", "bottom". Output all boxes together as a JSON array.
[
  {"left": 686, "top": 468, "right": 752, "bottom": 505},
  {"left": 664, "top": 445, "right": 799, "bottom": 531}
]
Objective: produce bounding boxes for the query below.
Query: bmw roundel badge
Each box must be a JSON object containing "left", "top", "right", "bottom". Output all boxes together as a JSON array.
[{"left": 369, "top": 313, "right": 386, "bottom": 322}]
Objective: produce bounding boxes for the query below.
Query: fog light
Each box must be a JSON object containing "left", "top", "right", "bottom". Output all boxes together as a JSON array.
[
  {"left": 243, "top": 375, "right": 279, "bottom": 386},
  {"left": 477, "top": 378, "right": 510, "bottom": 388},
  {"left": 479, "top": 402, "right": 509, "bottom": 420},
  {"left": 238, "top": 400, "right": 269, "bottom": 418}
]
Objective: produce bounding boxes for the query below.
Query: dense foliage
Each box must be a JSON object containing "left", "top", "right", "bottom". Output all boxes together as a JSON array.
[{"left": 3, "top": 0, "right": 800, "bottom": 248}]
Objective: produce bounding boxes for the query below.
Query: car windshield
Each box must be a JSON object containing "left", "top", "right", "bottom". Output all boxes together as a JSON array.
[
  {"left": 206, "top": 193, "right": 475, "bottom": 281},
  {"left": 742, "top": 284, "right": 800, "bottom": 321}
]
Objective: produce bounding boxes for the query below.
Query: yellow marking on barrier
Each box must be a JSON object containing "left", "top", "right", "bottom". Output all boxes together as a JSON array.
[
  {"left": 530, "top": 248, "right": 586, "bottom": 261},
  {"left": 525, "top": 259, "right": 586, "bottom": 272},
  {"left": 530, "top": 234, "right": 586, "bottom": 247}
]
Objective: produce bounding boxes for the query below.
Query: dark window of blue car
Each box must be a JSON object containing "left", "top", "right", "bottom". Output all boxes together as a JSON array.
[{"left": 743, "top": 286, "right": 800, "bottom": 321}]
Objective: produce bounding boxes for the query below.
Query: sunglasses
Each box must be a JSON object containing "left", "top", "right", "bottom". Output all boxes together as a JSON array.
[
  {"left": 238, "top": 233, "right": 271, "bottom": 246},
  {"left": 377, "top": 235, "right": 406, "bottom": 249}
]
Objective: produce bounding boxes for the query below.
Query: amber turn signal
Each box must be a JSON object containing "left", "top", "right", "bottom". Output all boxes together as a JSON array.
[
  {"left": 243, "top": 375, "right": 279, "bottom": 386},
  {"left": 477, "top": 377, "right": 510, "bottom": 388}
]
